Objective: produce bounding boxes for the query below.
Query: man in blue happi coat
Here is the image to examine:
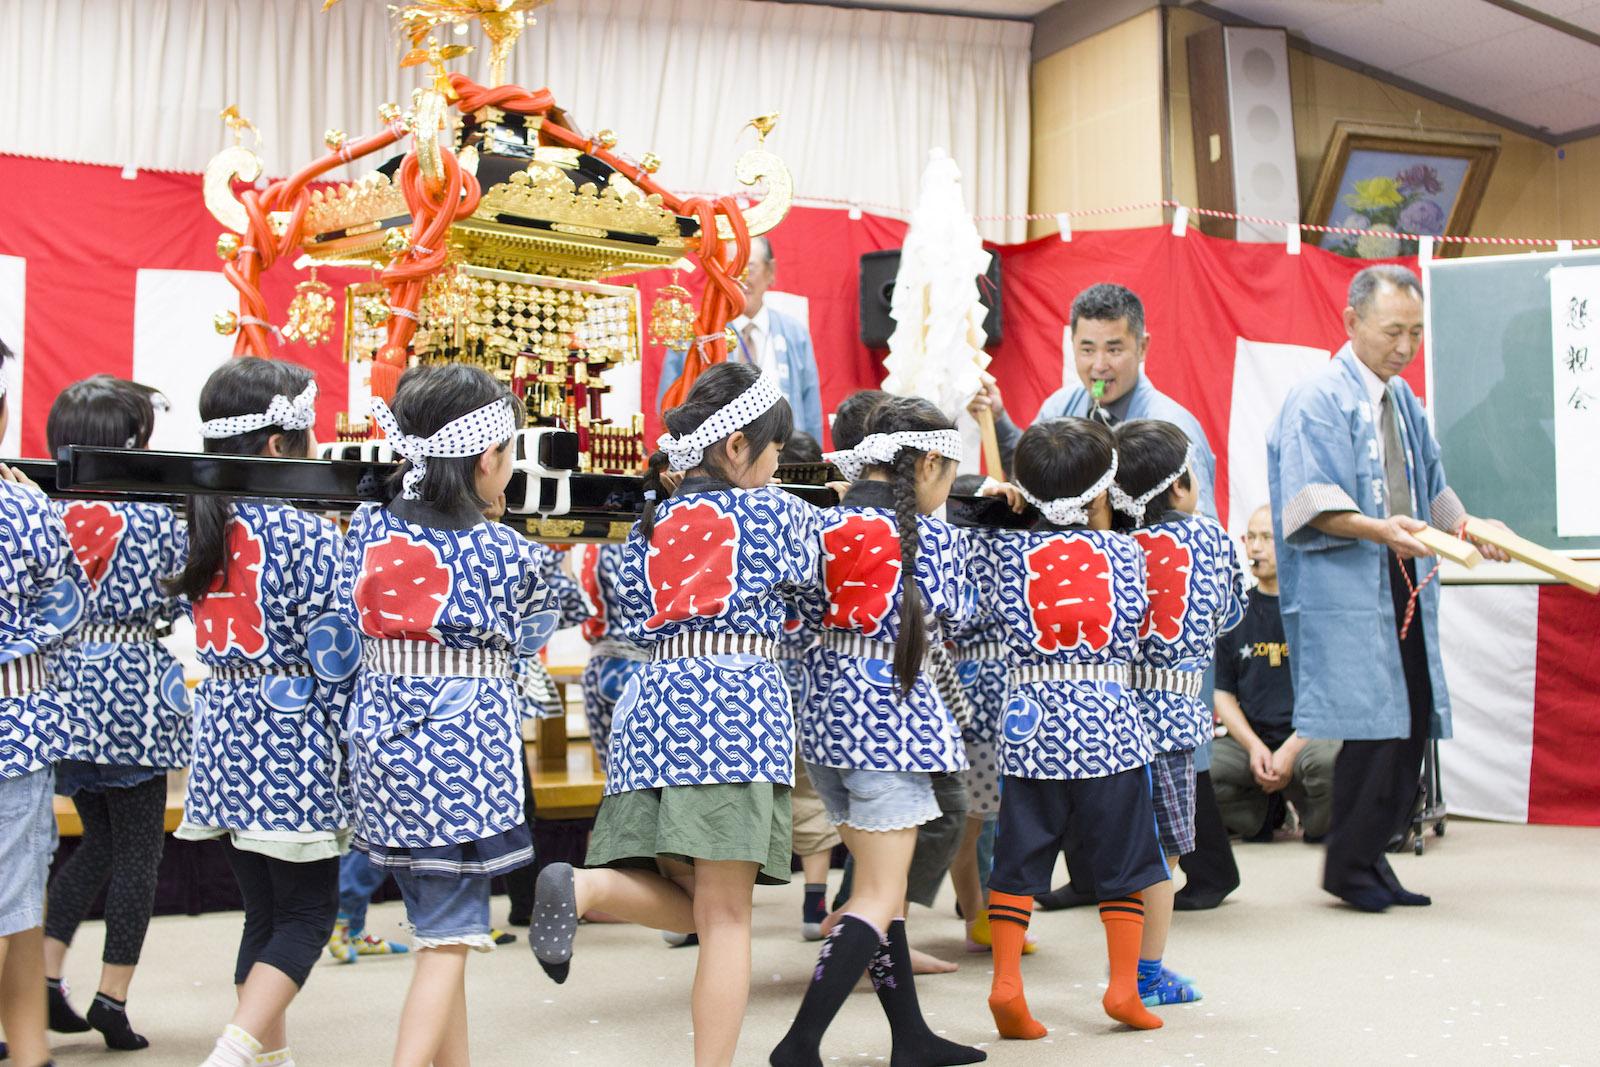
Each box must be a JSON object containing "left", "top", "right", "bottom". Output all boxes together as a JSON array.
[
  {"left": 977, "top": 281, "right": 1217, "bottom": 520},
  {"left": 1267, "top": 265, "right": 1508, "bottom": 912}
]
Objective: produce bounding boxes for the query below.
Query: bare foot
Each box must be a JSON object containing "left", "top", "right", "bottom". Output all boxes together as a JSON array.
[{"left": 909, "top": 945, "right": 959, "bottom": 974}]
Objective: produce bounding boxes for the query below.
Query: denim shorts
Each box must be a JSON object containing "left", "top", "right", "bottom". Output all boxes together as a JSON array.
[
  {"left": 804, "top": 763, "right": 941, "bottom": 833},
  {"left": 0, "top": 768, "right": 57, "bottom": 937},
  {"left": 393, "top": 868, "right": 493, "bottom": 951}
]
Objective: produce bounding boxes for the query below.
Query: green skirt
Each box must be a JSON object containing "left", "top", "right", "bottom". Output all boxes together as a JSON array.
[{"left": 586, "top": 781, "right": 793, "bottom": 886}]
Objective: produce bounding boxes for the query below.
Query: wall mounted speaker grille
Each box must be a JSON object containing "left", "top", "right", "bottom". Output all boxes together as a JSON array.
[
  {"left": 1187, "top": 25, "right": 1299, "bottom": 243},
  {"left": 858, "top": 249, "right": 1003, "bottom": 349}
]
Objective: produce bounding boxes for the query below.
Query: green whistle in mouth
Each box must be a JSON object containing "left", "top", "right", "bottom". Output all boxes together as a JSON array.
[{"left": 1091, "top": 380, "right": 1107, "bottom": 400}]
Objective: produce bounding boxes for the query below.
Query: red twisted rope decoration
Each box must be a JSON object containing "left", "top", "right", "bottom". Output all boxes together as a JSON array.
[
  {"left": 224, "top": 124, "right": 407, "bottom": 356},
  {"left": 370, "top": 147, "right": 483, "bottom": 401},
  {"left": 449, "top": 74, "right": 755, "bottom": 408}
]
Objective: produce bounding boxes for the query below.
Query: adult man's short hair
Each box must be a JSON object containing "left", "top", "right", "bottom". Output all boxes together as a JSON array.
[
  {"left": 1347, "top": 265, "right": 1422, "bottom": 315},
  {"left": 751, "top": 236, "right": 774, "bottom": 264},
  {"left": 1070, "top": 282, "right": 1144, "bottom": 338}
]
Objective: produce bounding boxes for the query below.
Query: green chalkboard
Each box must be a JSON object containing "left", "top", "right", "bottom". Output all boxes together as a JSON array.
[{"left": 1426, "top": 249, "right": 1600, "bottom": 553}]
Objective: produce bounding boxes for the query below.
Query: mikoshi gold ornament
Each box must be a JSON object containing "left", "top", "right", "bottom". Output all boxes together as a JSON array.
[
  {"left": 214, "top": 310, "right": 240, "bottom": 335},
  {"left": 283, "top": 268, "right": 336, "bottom": 345},
  {"left": 648, "top": 277, "right": 696, "bottom": 350}
]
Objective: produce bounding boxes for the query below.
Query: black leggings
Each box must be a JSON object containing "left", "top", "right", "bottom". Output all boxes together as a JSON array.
[
  {"left": 45, "top": 775, "right": 168, "bottom": 966},
  {"left": 224, "top": 843, "right": 340, "bottom": 988}
]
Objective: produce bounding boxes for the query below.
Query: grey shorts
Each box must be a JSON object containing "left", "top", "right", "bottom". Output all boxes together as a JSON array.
[
  {"left": 805, "top": 764, "right": 941, "bottom": 833},
  {"left": 0, "top": 768, "right": 57, "bottom": 937},
  {"left": 964, "top": 739, "right": 1002, "bottom": 821},
  {"left": 1151, "top": 749, "right": 1197, "bottom": 857}
]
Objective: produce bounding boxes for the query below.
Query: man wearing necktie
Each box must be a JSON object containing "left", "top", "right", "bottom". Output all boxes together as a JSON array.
[
  {"left": 656, "top": 236, "right": 824, "bottom": 443},
  {"left": 973, "top": 283, "right": 1219, "bottom": 520},
  {"left": 1268, "top": 265, "right": 1509, "bottom": 913}
]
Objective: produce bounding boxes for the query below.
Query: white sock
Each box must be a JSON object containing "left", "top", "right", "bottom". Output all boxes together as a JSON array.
[
  {"left": 199, "top": 1023, "right": 262, "bottom": 1067},
  {"left": 255, "top": 1048, "right": 295, "bottom": 1067}
]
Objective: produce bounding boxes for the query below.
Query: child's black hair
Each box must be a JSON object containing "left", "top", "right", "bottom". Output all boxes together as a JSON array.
[
  {"left": 950, "top": 472, "right": 987, "bottom": 497},
  {"left": 46, "top": 375, "right": 163, "bottom": 455},
  {"left": 1110, "top": 419, "right": 1192, "bottom": 530},
  {"left": 1013, "top": 417, "right": 1116, "bottom": 517},
  {"left": 641, "top": 361, "right": 794, "bottom": 538},
  {"left": 385, "top": 363, "right": 522, "bottom": 512},
  {"left": 857, "top": 395, "right": 957, "bottom": 698},
  {"left": 830, "top": 389, "right": 890, "bottom": 452},
  {"left": 780, "top": 430, "right": 822, "bottom": 465},
  {"left": 165, "top": 358, "right": 316, "bottom": 603}
]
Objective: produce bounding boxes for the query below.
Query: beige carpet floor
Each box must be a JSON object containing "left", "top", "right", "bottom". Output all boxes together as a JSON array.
[{"left": 40, "top": 819, "right": 1598, "bottom": 1066}]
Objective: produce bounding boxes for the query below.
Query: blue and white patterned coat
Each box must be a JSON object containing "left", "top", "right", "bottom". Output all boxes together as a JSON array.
[
  {"left": 53, "top": 501, "right": 190, "bottom": 768},
  {"left": 607, "top": 482, "right": 823, "bottom": 794},
  {"left": 340, "top": 505, "right": 550, "bottom": 850},
  {"left": 511, "top": 544, "right": 590, "bottom": 720},
  {"left": 798, "top": 483, "right": 970, "bottom": 774},
  {"left": 577, "top": 541, "right": 649, "bottom": 755},
  {"left": 1130, "top": 514, "right": 1245, "bottom": 753},
  {"left": 971, "top": 527, "right": 1151, "bottom": 780},
  {"left": 183, "top": 504, "right": 356, "bottom": 834},
  {"left": 0, "top": 480, "right": 91, "bottom": 779},
  {"left": 950, "top": 525, "right": 1013, "bottom": 744}
]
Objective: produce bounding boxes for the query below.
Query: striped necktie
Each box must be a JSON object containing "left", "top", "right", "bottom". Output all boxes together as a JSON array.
[{"left": 1380, "top": 391, "right": 1412, "bottom": 519}]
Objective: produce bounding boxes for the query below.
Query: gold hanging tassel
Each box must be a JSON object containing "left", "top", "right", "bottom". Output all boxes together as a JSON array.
[
  {"left": 283, "top": 268, "right": 335, "bottom": 345},
  {"left": 649, "top": 276, "right": 696, "bottom": 351}
]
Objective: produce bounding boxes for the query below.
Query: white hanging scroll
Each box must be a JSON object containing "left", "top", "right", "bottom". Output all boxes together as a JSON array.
[{"left": 1550, "top": 265, "right": 1600, "bottom": 537}]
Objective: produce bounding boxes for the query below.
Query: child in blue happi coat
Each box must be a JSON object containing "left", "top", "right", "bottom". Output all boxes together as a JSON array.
[
  {"left": 532, "top": 362, "right": 821, "bottom": 1067},
  {"left": 340, "top": 364, "right": 553, "bottom": 1067},
  {"left": 169, "top": 358, "right": 357, "bottom": 1067},
  {"left": 0, "top": 337, "right": 93, "bottom": 1067},
  {"left": 773, "top": 396, "right": 985, "bottom": 1067},
  {"left": 40, "top": 376, "right": 187, "bottom": 1052},
  {"left": 1110, "top": 419, "right": 1245, "bottom": 1009}
]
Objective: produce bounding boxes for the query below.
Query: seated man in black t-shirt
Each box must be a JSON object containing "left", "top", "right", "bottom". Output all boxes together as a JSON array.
[{"left": 1212, "top": 506, "right": 1340, "bottom": 842}]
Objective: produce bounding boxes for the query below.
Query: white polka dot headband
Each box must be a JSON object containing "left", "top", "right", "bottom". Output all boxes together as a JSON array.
[
  {"left": 823, "top": 429, "right": 965, "bottom": 482},
  {"left": 1016, "top": 453, "right": 1119, "bottom": 527},
  {"left": 1109, "top": 446, "right": 1192, "bottom": 524},
  {"left": 658, "top": 372, "right": 783, "bottom": 472},
  {"left": 370, "top": 394, "right": 518, "bottom": 500},
  {"left": 199, "top": 380, "right": 318, "bottom": 440}
]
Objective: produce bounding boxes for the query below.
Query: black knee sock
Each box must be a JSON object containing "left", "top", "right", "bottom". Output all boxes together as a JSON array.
[
  {"left": 46, "top": 978, "right": 90, "bottom": 1033},
  {"left": 869, "top": 919, "right": 986, "bottom": 1067},
  {"left": 88, "top": 993, "right": 148, "bottom": 1051},
  {"left": 770, "top": 914, "right": 883, "bottom": 1067}
]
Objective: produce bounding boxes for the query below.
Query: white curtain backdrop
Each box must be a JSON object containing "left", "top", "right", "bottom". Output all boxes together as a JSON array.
[{"left": 0, "top": 0, "right": 1031, "bottom": 241}]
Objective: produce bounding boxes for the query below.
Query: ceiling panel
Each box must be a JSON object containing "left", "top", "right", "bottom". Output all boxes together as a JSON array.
[{"left": 1196, "top": 0, "right": 1600, "bottom": 139}]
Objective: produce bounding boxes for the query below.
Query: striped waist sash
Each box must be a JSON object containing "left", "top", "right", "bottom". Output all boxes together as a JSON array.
[
  {"left": 206, "top": 662, "right": 313, "bottom": 683},
  {"left": 1008, "top": 662, "right": 1132, "bottom": 687},
  {"left": 362, "top": 641, "right": 512, "bottom": 679},
  {"left": 0, "top": 654, "right": 47, "bottom": 698},
  {"left": 76, "top": 623, "right": 172, "bottom": 644},
  {"left": 953, "top": 640, "right": 1008, "bottom": 663},
  {"left": 820, "top": 630, "right": 901, "bottom": 662},
  {"left": 1131, "top": 665, "right": 1205, "bottom": 699},
  {"left": 590, "top": 638, "right": 650, "bottom": 663},
  {"left": 650, "top": 632, "right": 777, "bottom": 662}
]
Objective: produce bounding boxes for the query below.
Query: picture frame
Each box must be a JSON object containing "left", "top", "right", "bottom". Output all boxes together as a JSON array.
[{"left": 1305, "top": 122, "right": 1501, "bottom": 259}]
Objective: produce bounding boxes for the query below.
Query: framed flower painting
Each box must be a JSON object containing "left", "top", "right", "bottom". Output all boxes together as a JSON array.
[{"left": 1305, "top": 123, "right": 1500, "bottom": 258}]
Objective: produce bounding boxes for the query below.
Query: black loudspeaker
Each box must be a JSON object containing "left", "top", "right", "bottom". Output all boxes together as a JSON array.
[{"left": 858, "top": 249, "right": 1003, "bottom": 348}]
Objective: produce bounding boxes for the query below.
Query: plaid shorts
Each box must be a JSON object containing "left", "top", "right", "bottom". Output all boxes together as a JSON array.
[{"left": 1150, "top": 749, "right": 1197, "bottom": 857}]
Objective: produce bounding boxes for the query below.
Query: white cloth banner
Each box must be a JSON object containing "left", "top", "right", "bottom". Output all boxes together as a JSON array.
[
  {"left": 0, "top": 255, "right": 25, "bottom": 457},
  {"left": 1550, "top": 265, "right": 1600, "bottom": 537},
  {"left": 1226, "top": 338, "right": 1331, "bottom": 537},
  {"left": 0, "top": 0, "right": 1032, "bottom": 242}
]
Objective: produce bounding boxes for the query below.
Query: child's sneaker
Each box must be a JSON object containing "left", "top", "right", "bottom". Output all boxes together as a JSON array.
[
  {"left": 353, "top": 932, "right": 409, "bottom": 957},
  {"left": 326, "top": 920, "right": 356, "bottom": 964},
  {"left": 492, "top": 928, "right": 517, "bottom": 946}
]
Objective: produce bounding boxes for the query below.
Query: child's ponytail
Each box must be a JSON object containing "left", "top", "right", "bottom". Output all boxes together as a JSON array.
[
  {"left": 888, "top": 447, "right": 926, "bottom": 698},
  {"left": 637, "top": 448, "right": 672, "bottom": 540},
  {"left": 853, "top": 394, "right": 958, "bottom": 699}
]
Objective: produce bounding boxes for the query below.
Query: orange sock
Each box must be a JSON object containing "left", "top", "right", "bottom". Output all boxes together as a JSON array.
[
  {"left": 986, "top": 891, "right": 1047, "bottom": 1039},
  {"left": 1099, "top": 894, "right": 1163, "bottom": 1030}
]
